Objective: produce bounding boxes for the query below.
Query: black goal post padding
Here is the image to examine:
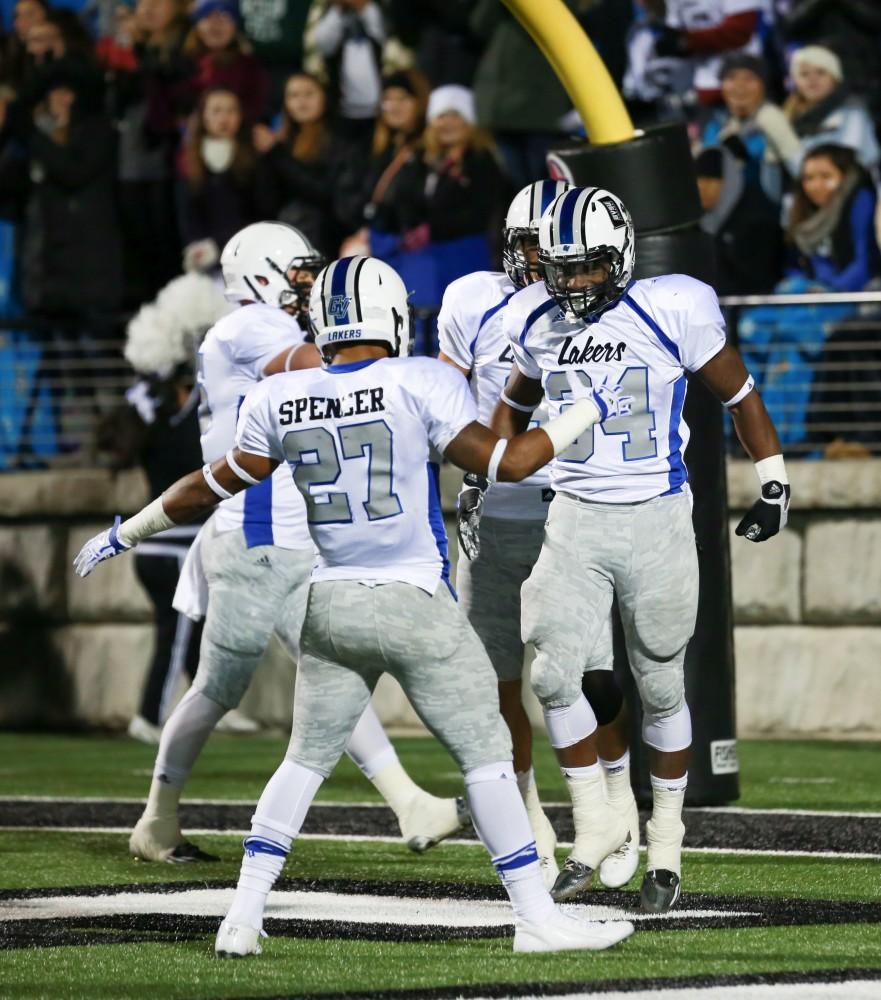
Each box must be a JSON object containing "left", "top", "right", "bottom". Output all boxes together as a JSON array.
[{"left": 548, "top": 122, "right": 739, "bottom": 805}]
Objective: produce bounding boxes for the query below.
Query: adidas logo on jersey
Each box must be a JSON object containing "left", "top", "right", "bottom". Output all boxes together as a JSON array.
[{"left": 557, "top": 334, "right": 626, "bottom": 366}]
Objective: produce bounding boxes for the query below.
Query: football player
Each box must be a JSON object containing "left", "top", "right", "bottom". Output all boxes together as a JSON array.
[
  {"left": 128, "top": 224, "right": 465, "bottom": 864},
  {"left": 438, "top": 180, "right": 639, "bottom": 892},
  {"left": 494, "top": 187, "right": 789, "bottom": 911},
  {"left": 74, "top": 255, "right": 635, "bottom": 955}
]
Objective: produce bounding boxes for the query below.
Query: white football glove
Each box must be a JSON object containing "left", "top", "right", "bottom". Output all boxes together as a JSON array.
[
  {"left": 591, "top": 377, "right": 633, "bottom": 421},
  {"left": 457, "top": 474, "right": 486, "bottom": 561},
  {"left": 73, "top": 515, "right": 131, "bottom": 578}
]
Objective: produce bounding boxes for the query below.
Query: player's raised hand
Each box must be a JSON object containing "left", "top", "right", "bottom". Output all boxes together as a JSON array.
[
  {"left": 735, "top": 481, "right": 790, "bottom": 542},
  {"left": 591, "top": 377, "right": 633, "bottom": 421},
  {"left": 73, "top": 516, "right": 131, "bottom": 577},
  {"left": 456, "top": 474, "right": 486, "bottom": 561}
]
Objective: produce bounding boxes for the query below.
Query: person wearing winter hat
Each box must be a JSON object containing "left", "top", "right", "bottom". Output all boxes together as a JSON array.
[
  {"left": 784, "top": 45, "right": 879, "bottom": 173},
  {"left": 700, "top": 53, "right": 801, "bottom": 204}
]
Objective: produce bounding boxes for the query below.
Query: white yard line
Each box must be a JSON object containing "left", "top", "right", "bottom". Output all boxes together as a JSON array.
[
  {"left": 468, "top": 984, "right": 881, "bottom": 1000},
  {"left": 2, "top": 827, "right": 879, "bottom": 861}
]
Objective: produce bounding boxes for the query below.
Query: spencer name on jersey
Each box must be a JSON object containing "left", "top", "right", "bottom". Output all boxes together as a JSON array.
[
  {"left": 235, "top": 356, "right": 477, "bottom": 594},
  {"left": 438, "top": 270, "right": 551, "bottom": 521},
  {"left": 279, "top": 387, "right": 386, "bottom": 424},
  {"left": 504, "top": 273, "right": 727, "bottom": 504}
]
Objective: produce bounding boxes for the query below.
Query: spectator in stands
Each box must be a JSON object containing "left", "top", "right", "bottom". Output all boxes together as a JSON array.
[
  {"left": 784, "top": 46, "right": 880, "bottom": 173},
  {"left": 338, "top": 68, "right": 429, "bottom": 251},
  {"left": 622, "top": 0, "right": 694, "bottom": 125},
  {"left": 780, "top": 0, "right": 881, "bottom": 123},
  {"left": 696, "top": 143, "right": 784, "bottom": 296},
  {"left": 469, "top": 0, "right": 571, "bottom": 191},
  {"left": 239, "top": 0, "right": 311, "bottom": 109},
  {"left": 253, "top": 72, "right": 338, "bottom": 256},
  {"left": 178, "top": 86, "right": 257, "bottom": 267},
  {"left": 738, "top": 143, "right": 880, "bottom": 445},
  {"left": 15, "top": 61, "right": 123, "bottom": 322},
  {"left": 0, "top": 0, "right": 50, "bottom": 92},
  {"left": 388, "top": 0, "right": 482, "bottom": 88},
  {"left": 370, "top": 84, "right": 506, "bottom": 311},
  {"left": 105, "top": 0, "right": 190, "bottom": 305},
  {"left": 654, "top": 0, "right": 763, "bottom": 107},
  {"left": 306, "top": 0, "right": 385, "bottom": 152},
  {"left": 181, "top": 0, "right": 269, "bottom": 124},
  {"left": 701, "top": 55, "right": 801, "bottom": 204}
]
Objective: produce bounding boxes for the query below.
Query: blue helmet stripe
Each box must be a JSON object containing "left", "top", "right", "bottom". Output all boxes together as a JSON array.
[
  {"left": 540, "top": 181, "right": 557, "bottom": 215},
  {"left": 329, "top": 255, "right": 355, "bottom": 326},
  {"left": 557, "top": 188, "right": 581, "bottom": 246}
]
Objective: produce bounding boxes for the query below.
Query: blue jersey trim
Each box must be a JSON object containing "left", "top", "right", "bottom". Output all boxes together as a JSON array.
[
  {"left": 518, "top": 297, "right": 557, "bottom": 362},
  {"left": 326, "top": 358, "right": 380, "bottom": 373},
  {"left": 663, "top": 374, "right": 688, "bottom": 496},
  {"left": 469, "top": 289, "right": 516, "bottom": 357},
  {"left": 427, "top": 461, "right": 455, "bottom": 598},
  {"left": 623, "top": 294, "right": 681, "bottom": 363},
  {"left": 243, "top": 476, "right": 274, "bottom": 547}
]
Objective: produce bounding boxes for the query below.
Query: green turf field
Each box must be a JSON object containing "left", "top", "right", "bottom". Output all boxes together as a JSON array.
[{"left": 1, "top": 732, "right": 879, "bottom": 999}]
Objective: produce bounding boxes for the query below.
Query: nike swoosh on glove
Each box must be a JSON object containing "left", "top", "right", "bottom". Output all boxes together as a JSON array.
[
  {"left": 592, "top": 378, "right": 634, "bottom": 422},
  {"left": 457, "top": 474, "right": 487, "bottom": 561},
  {"left": 73, "top": 515, "right": 131, "bottom": 577},
  {"left": 735, "top": 481, "right": 790, "bottom": 542}
]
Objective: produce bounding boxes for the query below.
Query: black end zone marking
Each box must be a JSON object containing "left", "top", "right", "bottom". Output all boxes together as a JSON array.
[{"left": 2, "top": 799, "right": 880, "bottom": 855}]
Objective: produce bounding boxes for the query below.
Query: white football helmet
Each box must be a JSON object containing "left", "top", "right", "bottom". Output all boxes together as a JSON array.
[
  {"left": 503, "top": 180, "right": 571, "bottom": 288},
  {"left": 309, "top": 256, "right": 412, "bottom": 363},
  {"left": 220, "top": 222, "right": 325, "bottom": 314},
  {"left": 538, "top": 187, "right": 635, "bottom": 319}
]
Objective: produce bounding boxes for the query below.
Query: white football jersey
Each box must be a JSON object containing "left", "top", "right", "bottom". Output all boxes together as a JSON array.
[
  {"left": 504, "top": 274, "right": 726, "bottom": 504},
  {"left": 666, "top": 0, "right": 766, "bottom": 93},
  {"left": 197, "top": 303, "right": 311, "bottom": 549},
  {"left": 438, "top": 271, "right": 552, "bottom": 521},
  {"left": 235, "top": 356, "right": 477, "bottom": 594}
]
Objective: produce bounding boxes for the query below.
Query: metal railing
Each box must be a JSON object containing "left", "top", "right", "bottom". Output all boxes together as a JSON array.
[
  {"left": 2, "top": 291, "right": 880, "bottom": 470},
  {"left": 720, "top": 291, "right": 881, "bottom": 458}
]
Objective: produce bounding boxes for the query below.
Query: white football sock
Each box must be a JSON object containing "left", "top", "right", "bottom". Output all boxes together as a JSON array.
[
  {"left": 465, "top": 761, "right": 555, "bottom": 923},
  {"left": 567, "top": 764, "right": 627, "bottom": 868},
  {"left": 647, "top": 772, "right": 687, "bottom": 874},
  {"left": 345, "top": 702, "right": 397, "bottom": 780},
  {"left": 515, "top": 768, "right": 534, "bottom": 798},
  {"left": 516, "top": 768, "right": 557, "bottom": 860},
  {"left": 600, "top": 751, "right": 635, "bottom": 810},
  {"left": 147, "top": 688, "right": 225, "bottom": 811},
  {"left": 225, "top": 760, "right": 324, "bottom": 930}
]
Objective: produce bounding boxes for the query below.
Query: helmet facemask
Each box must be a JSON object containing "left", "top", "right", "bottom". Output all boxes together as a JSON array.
[
  {"left": 539, "top": 246, "right": 626, "bottom": 320},
  {"left": 502, "top": 229, "right": 542, "bottom": 288},
  {"left": 276, "top": 253, "right": 326, "bottom": 317}
]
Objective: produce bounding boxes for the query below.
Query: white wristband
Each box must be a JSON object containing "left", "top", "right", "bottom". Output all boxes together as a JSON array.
[
  {"left": 755, "top": 454, "right": 788, "bottom": 486},
  {"left": 723, "top": 375, "right": 755, "bottom": 409},
  {"left": 202, "top": 463, "right": 234, "bottom": 500},
  {"left": 486, "top": 439, "right": 507, "bottom": 483},
  {"left": 226, "top": 449, "right": 260, "bottom": 485},
  {"left": 118, "top": 496, "right": 176, "bottom": 547},
  {"left": 543, "top": 397, "right": 601, "bottom": 456},
  {"left": 500, "top": 389, "right": 539, "bottom": 413}
]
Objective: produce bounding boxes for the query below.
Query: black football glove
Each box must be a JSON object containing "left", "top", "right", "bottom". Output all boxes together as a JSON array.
[
  {"left": 653, "top": 24, "right": 690, "bottom": 58},
  {"left": 457, "top": 473, "right": 487, "bottom": 561},
  {"left": 735, "top": 480, "right": 790, "bottom": 543}
]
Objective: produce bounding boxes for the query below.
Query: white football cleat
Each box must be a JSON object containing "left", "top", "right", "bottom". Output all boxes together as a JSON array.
[
  {"left": 513, "top": 907, "right": 634, "bottom": 953},
  {"left": 599, "top": 797, "right": 640, "bottom": 889},
  {"left": 398, "top": 794, "right": 468, "bottom": 853},
  {"left": 129, "top": 813, "right": 219, "bottom": 863},
  {"left": 215, "top": 709, "right": 261, "bottom": 734},
  {"left": 215, "top": 920, "right": 266, "bottom": 957}
]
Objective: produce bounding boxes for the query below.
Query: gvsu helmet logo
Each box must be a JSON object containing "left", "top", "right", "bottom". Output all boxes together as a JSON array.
[{"left": 328, "top": 294, "right": 351, "bottom": 320}]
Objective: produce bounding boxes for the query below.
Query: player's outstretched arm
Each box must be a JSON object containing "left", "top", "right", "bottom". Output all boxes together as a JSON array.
[
  {"left": 72, "top": 449, "right": 277, "bottom": 577},
  {"left": 490, "top": 367, "right": 545, "bottom": 439},
  {"left": 446, "top": 379, "right": 632, "bottom": 483},
  {"left": 696, "top": 343, "right": 790, "bottom": 542}
]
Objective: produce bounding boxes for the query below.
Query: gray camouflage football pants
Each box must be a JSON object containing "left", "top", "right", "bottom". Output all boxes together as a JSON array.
[
  {"left": 457, "top": 515, "right": 613, "bottom": 681},
  {"left": 522, "top": 490, "right": 698, "bottom": 717},
  {"left": 284, "top": 581, "right": 513, "bottom": 776},
  {"left": 193, "top": 520, "right": 314, "bottom": 709}
]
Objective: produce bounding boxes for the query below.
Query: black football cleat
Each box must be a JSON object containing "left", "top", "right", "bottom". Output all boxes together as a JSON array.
[
  {"left": 550, "top": 857, "right": 596, "bottom": 902},
  {"left": 640, "top": 869, "right": 681, "bottom": 912},
  {"left": 166, "top": 841, "right": 221, "bottom": 863}
]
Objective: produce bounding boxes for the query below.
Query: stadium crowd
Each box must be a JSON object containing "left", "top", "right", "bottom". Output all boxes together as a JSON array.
[{"left": 1, "top": 0, "right": 881, "bottom": 458}]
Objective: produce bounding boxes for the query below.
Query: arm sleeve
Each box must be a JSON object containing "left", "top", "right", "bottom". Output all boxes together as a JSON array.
[
  {"left": 674, "top": 280, "right": 728, "bottom": 372},
  {"left": 416, "top": 361, "right": 479, "bottom": 454},
  {"left": 234, "top": 383, "right": 284, "bottom": 461},
  {"left": 437, "top": 281, "right": 477, "bottom": 371}
]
